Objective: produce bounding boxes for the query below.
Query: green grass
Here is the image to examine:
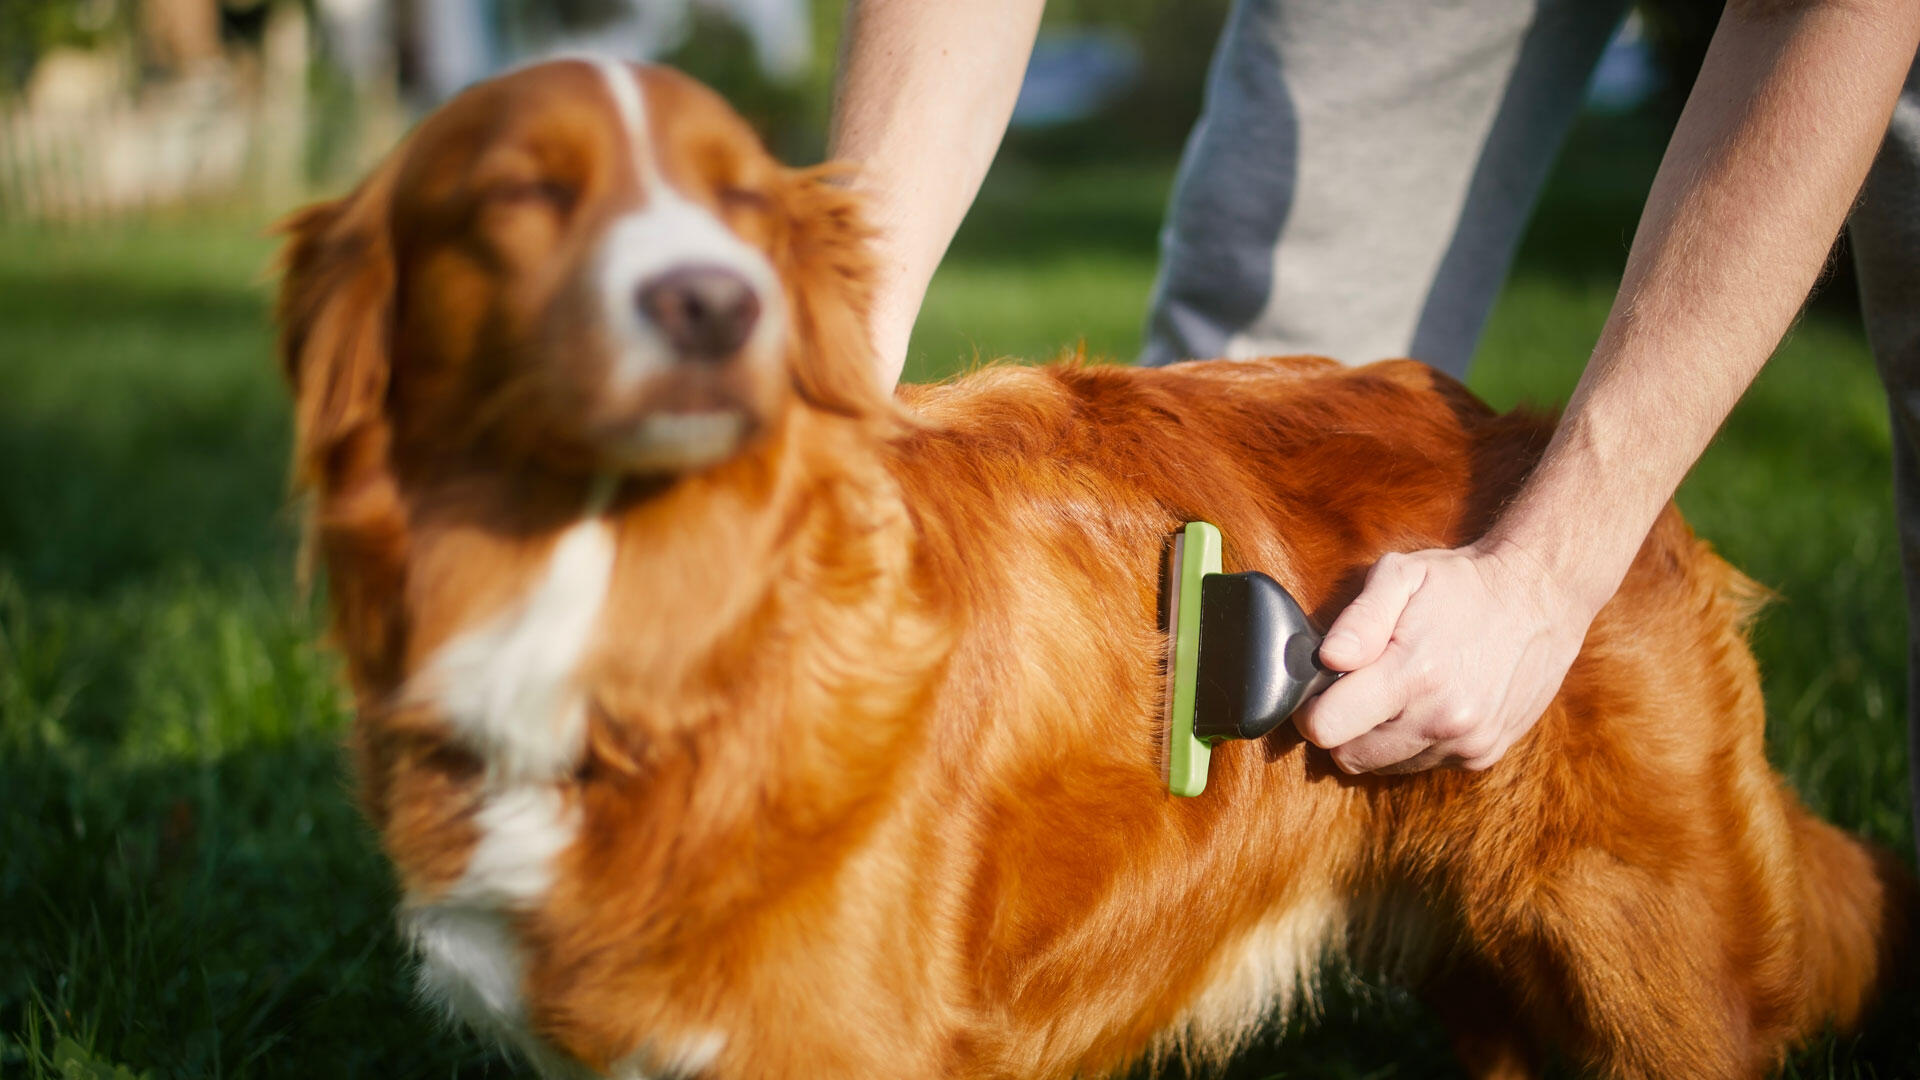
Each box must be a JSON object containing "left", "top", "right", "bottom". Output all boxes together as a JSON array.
[
  {"left": 0, "top": 222, "right": 516, "bottom": 1077},
  {"left": 2, "top": 117, "right": 1914, "bottom": 1077}
]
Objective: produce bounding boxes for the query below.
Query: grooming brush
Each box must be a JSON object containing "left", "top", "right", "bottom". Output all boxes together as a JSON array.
[{"left": 1165, "top": 521, "right": 1339, "bottom": 796}]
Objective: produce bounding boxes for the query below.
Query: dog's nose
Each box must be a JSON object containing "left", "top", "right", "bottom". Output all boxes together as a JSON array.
[{"left": 635, "top": 266, "right": 761, "bottom": 362}]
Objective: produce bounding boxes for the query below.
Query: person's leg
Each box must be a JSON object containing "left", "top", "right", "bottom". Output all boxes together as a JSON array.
[
  {"left": 1141, "top": 0, "right": 1626, "bottom": 378},
  {"left": 1853, "top": 53, "right": 1920, "bottom": 856}
]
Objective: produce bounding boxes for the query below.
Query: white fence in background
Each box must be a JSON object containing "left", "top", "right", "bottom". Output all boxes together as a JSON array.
[
  {"left": 0, "top": 92, "right": 260, "bottom": 222},
  {"left": 0, "top": 6, "right": 308, "bottom": 224}
]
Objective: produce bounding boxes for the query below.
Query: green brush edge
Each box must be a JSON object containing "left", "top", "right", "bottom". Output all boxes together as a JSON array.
[{"left": 1169, "top": 520, "right": 1222, "bottom": 796}]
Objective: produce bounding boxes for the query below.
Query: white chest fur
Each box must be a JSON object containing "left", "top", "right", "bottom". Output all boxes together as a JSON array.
[
  {"left": 428, "top": 518, "right": 616, "bottom": 782},
  {"left": 400, "top": 517, "right": 612, "bottom": 1071}
]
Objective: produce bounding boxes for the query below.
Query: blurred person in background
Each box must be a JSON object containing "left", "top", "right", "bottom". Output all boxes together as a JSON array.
[{"left": 828, "top": 1, "right": 1920, "bottom": 837}]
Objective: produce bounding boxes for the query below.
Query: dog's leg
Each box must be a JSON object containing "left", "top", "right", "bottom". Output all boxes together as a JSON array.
[
  {"left": 1785, "top": 805, "right": 1915, "bottom": 1035},
  {"left": 1469, "top": 849, "right": 1763, "bottom": 1080},
  {"left": 1417, "top": 959, "right": 1542, "bottom": 1080}
]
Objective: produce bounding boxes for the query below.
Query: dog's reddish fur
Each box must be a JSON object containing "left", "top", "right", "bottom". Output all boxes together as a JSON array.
[{"left": 278, "top": 61, "right": 1910, "bottom": 1079}]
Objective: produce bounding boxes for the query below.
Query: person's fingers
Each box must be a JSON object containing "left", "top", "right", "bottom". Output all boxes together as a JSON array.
[
  {"left": 1293, "top": 543, "right": 1588, "bottom": 778},
  {"left": 1329, "top": 700, "right": 1501, "bottom": 774},
  {"left": 1327, "top": 718, "right": 1443, "bottom": 774},
  {"left": 1368, "top": 742, "right": 1458, "bottom": 775},
  {"left": 1292, "top": 644, "right": 1413, "bottom": 750},
  {"left": 1318, "top": 553, "right": 1426, "bottom": 671}
]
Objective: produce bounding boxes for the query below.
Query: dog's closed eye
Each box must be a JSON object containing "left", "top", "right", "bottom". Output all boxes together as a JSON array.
[{"left": 480, "top": 178, "right": 577, "bottom": 211}]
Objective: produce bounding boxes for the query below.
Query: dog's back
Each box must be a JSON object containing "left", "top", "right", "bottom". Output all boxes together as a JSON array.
[{"left": 888, "top": 355, "right": 1911, "bottom": 1078}]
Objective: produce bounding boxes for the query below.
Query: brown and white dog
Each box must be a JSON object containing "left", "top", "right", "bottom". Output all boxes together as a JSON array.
[{"left": 277, "top": 59, "right": 1911, "bottom": 1079}]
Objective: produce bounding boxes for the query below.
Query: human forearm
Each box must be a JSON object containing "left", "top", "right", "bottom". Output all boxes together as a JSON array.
[
  {"left": 829, "top": 0, "right": 1045, "bottom": 386},
  {"left": 1485, "top": 0, "right": 1920, "bottom": 616},
  {"left": 1302, "top": 0, "right": 1920, "bottom": 774}
]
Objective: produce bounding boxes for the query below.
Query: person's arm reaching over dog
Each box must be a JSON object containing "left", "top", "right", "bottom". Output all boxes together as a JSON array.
[
  {"left": 828, "top": 0, "right": 1046, "bottom": 386},
  {"left": 1295, "top": 0, "right": 1920, "bottom": 774}
]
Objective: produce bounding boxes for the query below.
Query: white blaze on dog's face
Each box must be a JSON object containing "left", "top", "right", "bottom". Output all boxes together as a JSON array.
[
  {"left": 584, "top": 58, "right": 786, "bottom": 471},
  {"left": 371, "top": 59, "right": 851, "bottom": 476}
]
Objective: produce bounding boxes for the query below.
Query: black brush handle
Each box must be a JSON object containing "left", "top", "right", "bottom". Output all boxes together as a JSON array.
[{"left": 1193, "top": 571, "right": 1341, "bottom": 741}]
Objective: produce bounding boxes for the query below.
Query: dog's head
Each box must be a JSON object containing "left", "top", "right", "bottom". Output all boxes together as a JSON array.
[{"left": 278, "top": 59, "right": 886, "bottom": 493}]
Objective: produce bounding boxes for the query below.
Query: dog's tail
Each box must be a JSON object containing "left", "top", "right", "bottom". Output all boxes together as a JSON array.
[{"left": 1790, "top": 806, "right": 1915, "bottom": 1032}]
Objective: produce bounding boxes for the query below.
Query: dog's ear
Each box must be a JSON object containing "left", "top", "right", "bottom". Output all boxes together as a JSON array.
[
  {"left": 274, "top": 161, "right": 399, "bottom": 492},
  {"left": 775, "top": 165, "right": 897, "bottom": 423},
  {"left": 274, "top": 164, "right": 411, "bottom": 694}
]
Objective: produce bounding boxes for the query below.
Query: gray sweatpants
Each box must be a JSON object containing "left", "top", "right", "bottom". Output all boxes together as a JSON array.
[{"left": 1141, "top": 0, "right": 1920, "bottom": 844}]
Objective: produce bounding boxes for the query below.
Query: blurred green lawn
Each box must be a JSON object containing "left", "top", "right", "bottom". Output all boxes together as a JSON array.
[{"left": 2, "top": 115, "right": 1914, "bottom": 1078}]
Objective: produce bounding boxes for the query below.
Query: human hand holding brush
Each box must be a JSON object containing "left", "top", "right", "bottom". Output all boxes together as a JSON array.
[{"left": 1294, "top": 543, "right": 1591, "bottom": 774}]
